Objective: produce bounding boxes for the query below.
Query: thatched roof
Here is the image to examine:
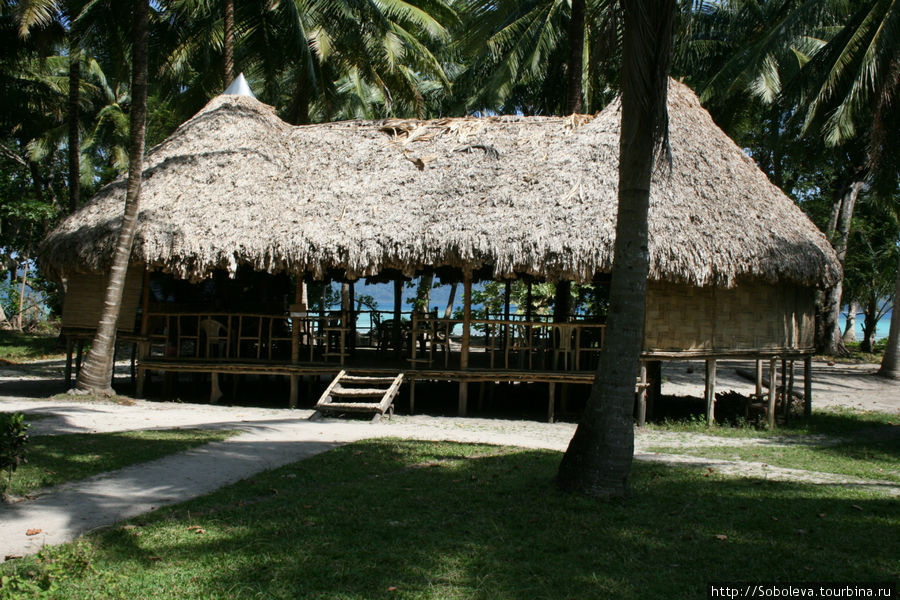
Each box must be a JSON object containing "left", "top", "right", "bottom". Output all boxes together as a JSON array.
[{"left": 40, "top": 80, "right": 840, "bottom": 287}]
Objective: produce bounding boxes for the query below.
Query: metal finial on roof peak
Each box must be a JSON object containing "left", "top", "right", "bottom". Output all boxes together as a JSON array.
[{"left": 223, "top": 73, "right": 255, "bottom": 98}]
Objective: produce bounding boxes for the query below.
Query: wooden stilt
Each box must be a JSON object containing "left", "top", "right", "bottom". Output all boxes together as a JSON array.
[
  {"left": 548, "top": 382, "right": 555, "bottom": 423},
  {"left": 768, "top": 357, "right": 778, "bottom": 429},
  {"left": 478, "top": 382, "right": 486, "bottom": 412},
  {"left": 75, "top": 340, "right": 84, "bottom": 375},
  {"left": 65, "top": 336, "right": 74, "bottom": 387},
  {"left": 646, "top": 360, "right": 660, "bottom": 420},
  {"left": 458, "top": 382, "right": 468, "bottom": 417},
  {"left": 783, "top": 359, "right": 794, "bottom": 421},
  {"left": 289, "top": 277, "right": 305, "bottom": 408},
  {"left": 409, "top": 380, "right": 416, "bottom": 414},
  {"left": 705, "top": 358, "right": 717, "bottom": 426},
  {"left": 348, "top": 281, "right": 356, "bottom": 354},
  {"left": 780, "top": 358, "right": 788, "bottom": 420},
  {"left": 804, "top": 356, "right": 812, "bottom": 418},
  {"left": 210, "top": 373, "right": 222, "bottom": 404},
  {"left": 130, "top": 343, "right": 137, "bottom": 384},
  {"left": 637, "top": 361, "right": 648, "bottom": 427},
  {"left": 135, "top": 367, "right": 146, "bottom": 398},
  {"left": 755, "top": 359, "right": 763, "bottom": 398}
]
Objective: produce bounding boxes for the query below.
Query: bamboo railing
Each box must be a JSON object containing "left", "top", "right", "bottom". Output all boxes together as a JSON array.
[{"left": 144, "top": 310, "right": 606, "bottom": 371}]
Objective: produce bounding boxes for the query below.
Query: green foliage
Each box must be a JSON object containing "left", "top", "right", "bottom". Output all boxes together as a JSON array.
[
  {"left": 0, "top": 330, "right": 60, "bottom": 361},
  {"left": 470, "top": 280, "right": 606, "bottom": 321},
  {"left": 0, "top": 412, "right": 30, "bottom": 492},
  {"left": 0, "top": 542, "right": 96, "bottom": 599}
]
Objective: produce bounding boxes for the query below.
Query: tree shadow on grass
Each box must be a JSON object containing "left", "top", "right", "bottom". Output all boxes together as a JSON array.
[{"left": 38, "top": 440, "right": 899, "bottom": 600}]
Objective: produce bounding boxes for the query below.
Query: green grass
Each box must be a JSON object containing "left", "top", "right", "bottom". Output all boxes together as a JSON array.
[
  {"left": 3, "top": 429, "right": 237, "bottom": 497},
  {"left": 645, "top": 408, "right": 900, "bottom": 482},
  {"left": 646, "top": 407, "right": 899, "bottom": 438},
  {"left": 0, "top": 330, "right": 61, "bottom": 362},
  {"left": 2, "top": 439, "right": 897, "bottom": 599},
  {"left": 646, "top": 431, "right": 900, "bottom": 483}
]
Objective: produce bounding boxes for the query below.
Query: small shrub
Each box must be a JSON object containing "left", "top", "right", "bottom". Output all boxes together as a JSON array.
[{"left": 0, "top": 412, "right": 30, "bottom": 494}]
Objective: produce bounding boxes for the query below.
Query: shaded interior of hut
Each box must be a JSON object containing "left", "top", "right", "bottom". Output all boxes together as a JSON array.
[{"left": 111, "top": 266, "right": 617, "bottom": 420}]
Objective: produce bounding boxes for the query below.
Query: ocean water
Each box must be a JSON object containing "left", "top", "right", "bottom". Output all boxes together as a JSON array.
[{"left": 330, "top": 281, "right": 895, "bottom": 342}]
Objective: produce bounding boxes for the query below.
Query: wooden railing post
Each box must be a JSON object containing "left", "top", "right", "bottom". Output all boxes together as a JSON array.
[
  {"left": 135, "top": 267, "right": 150, "bottom": 398},
  {"left": 289, "top": 278, "right": 305, "bottom": 408},
  {"left": 458, "top": 270, "right": 472, "bottom": 416}
]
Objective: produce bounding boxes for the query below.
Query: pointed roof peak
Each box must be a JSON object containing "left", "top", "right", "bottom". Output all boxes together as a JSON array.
[{"left": 223, "top": 73, "right": 255, "bottom": 98}]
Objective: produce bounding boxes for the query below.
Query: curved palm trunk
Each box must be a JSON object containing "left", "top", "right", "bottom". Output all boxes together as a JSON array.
[
  {"left": 223, "top": 0, "right": 235, "bottom": 89},
  {"left": 565, "top": 0, "right": 586, "bottom": 114},
  {"left": 68, "top": 42, "right": 81, "bottom": 214},
  {"left": 818, "top": 180, "right": 864, "bottom": 355},
  {"left": 842, "top": 299, "right": 857, "bottom": 343},
  {"left": 878, "top": 264, "right": 900, "bottom": 379},
  {"left": 557, "top": 0, "right": 676, "bottom": 498},
  {"left": 75, "top": 0, "right": 149, "bottom": 394},
  {"left": 444, "top": 282, "right": 457, "bottom": 319}
]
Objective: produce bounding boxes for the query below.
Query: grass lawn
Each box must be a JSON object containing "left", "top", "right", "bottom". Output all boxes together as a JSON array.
[
  {"left": 0, "top": 331, "right": 62, "bottom": 362},
  {"left": 645, "top": 408, "right": 899, "bottom": 482},
  {"left": 645, "top": 438, "right": 900, "bottom": 482},
  {"left": 3, "top": 429, "right": 237, "bottom": 497},
  {"left": 646, "top": 406, "right": 899, "bottom": 438},
  {"left": 2, "top": 439, "right": 897, "bottom": 599}
]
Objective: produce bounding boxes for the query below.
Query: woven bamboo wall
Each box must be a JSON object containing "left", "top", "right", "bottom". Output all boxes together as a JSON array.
[
  {"left": 61, "top": 266, "right": 144, "bottom": 332},
  {"left": 643, "top": 281, "right": 815, "bottom": 355}
]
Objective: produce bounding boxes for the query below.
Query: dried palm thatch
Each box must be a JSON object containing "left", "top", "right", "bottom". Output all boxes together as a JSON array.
[{"left": 40, "top": 80, "right": 839, "bottom": 288}]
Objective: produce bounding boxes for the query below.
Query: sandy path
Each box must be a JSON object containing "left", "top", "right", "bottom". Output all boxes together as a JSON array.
[{"left": 0, "top": 358, "right": 898, "bottom": 561}]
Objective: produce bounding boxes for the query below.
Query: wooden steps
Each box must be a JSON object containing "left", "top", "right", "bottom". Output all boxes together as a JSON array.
[{"left": 314, "top": 369, "right": 404, "bottom": 421}]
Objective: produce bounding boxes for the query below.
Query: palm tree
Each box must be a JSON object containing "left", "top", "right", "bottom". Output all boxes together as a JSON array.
[
  {"left": 12, "top": 0, "right": 89, "bottom": 214},
  {"left": 449, "top": 0, "right": 621, "bottom": 116},
  {"left": 159, "top": 0, "right": 454, "bottom": 123},
  {"left": 74, "top": 0, "right": 149, "bottom": 394},
  {"left": 556, "top": 0, "right": 676, "bottom": 497},
  {"left": 688, "top": 0, "right": 899, "bottom": 356}
]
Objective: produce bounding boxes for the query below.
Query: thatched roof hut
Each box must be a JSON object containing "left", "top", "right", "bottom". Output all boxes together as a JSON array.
[{"left": 40, "top": 80, "right": 839, "bottom": 289}]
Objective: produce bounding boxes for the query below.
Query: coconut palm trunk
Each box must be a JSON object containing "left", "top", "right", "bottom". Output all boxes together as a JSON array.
[
  {"left": 842, "top": 299, "right": 857, "bottom": 342},
  {"left": 878, "top": 265, "right": 900, "bottom": 378},
  {"left": 75, "top": 0, "right": 149, "bottom": 394},
  {"left": 67, "top": 42, "right": 81, "bottom": 214},
  {"left": 565, "top": 0, "right": 585, "bottom": 114},
  {"left": 557, "top": 0, "right": 675, "bottom": 498},
  {"left": 818, "top": 179, "right": 864, "bottom": 355},
  {"left": 223, "top": 0, "right": 235, "bottom": 89}
]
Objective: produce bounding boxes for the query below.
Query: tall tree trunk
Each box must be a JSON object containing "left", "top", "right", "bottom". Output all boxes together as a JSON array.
[
  {"left": 15, "top": 259, "right": 28, "bottom": 331},
  {"left": 565, "top": 0, "right": 586, "bottom": 114},
  {"left": 860, "top": 291, "right": 877, "bottom": 353},
  {"left": 223, "top": 0, "right": 235, "bottom": 90},
  {"left": 878, "top": 264, "right": 900, "bottom": 379},
  {"left": 557, "top": 0, "right": 675, "bottom": 498},
  {"left": 68, "top": 42, "right": 81, "bottom": 214},
  {"left": 75, "top": 0, "right": 149, "bottom": 394},
  {"left": 0, "top": 297, "right": 10, "bottom": 329},
  {"left": 842, "top": 299, "right": 857, "bottom": 343},
  {"left": 444, "top": 282, "right": 457, "bottom": 320},
  {"left": 416, "top": 273, "right": 434, "bottom": 315},
  {"left": 817, "top": 180, "right": 863, "bottom": 355}
]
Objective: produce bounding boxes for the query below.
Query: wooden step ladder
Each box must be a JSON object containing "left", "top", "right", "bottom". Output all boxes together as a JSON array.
[{"left": 313, "top": 370, "right": 404, "bottom": 421}]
